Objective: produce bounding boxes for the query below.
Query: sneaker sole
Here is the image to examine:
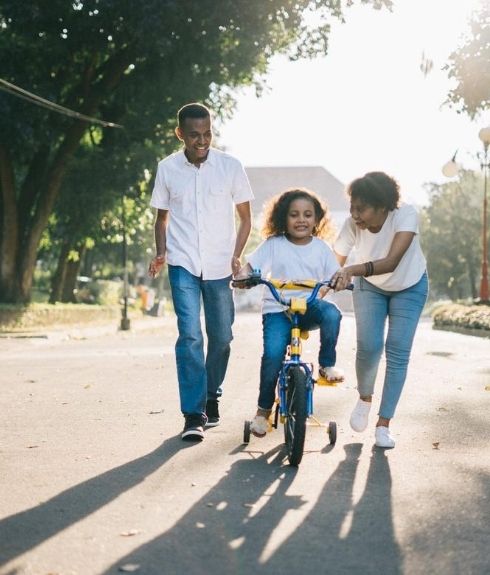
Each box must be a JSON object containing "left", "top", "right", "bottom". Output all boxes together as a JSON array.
[
  {"left": 181, "top": 430, "right": 204, "bottom": 441},
  {"left": 204, "top": 420, "right": 220, "bottom": 428}
]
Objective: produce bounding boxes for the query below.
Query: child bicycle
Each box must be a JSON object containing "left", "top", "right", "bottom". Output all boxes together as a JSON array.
[{"left": 232, "top": 270, "right": 353, "bottom": 466}]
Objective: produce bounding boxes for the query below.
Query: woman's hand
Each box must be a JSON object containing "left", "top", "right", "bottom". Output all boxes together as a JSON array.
[{"left": 331, "top": 267, "right": 353, "bottom": 291}]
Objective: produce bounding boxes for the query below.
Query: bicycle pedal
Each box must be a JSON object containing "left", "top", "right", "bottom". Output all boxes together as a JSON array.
[{"left": 316, "top": 376, "right": 338, "bottom": 387}]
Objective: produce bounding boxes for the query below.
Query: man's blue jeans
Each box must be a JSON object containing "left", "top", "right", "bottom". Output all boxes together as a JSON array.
[
  {"left": 258, "top": 299, "right": 342, "bottom": 410},
  {"left": 352, "top": 273, "right": 428, "bottom": 419},
  {"left": 168, "top": 265, "right": 234, "bottom": 416}
]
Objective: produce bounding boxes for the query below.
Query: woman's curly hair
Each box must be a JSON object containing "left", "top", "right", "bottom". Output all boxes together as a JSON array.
[
  {"left": 347, "top": 171, "right": 400, "bottom": 211},
  {"left": 261, "top": 188, "right": 333, "bottom": 240}
]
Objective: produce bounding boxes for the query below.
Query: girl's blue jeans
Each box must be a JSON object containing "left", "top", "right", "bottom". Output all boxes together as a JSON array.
[
  {"left": 168, "top": 265, "right": 234, "bottom": 416},
  {"left": 352, "top": 272, "right": 428, "bottom": 419},
  {"left": 258, "top": 299, "right": 342, "bottom": 410}
]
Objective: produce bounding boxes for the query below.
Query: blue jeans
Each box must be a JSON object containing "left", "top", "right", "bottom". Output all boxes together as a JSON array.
[
  {"left": 168, "top": 265, "right": 234, "bottom": 416},
  {"left": 258, "top": 299, "right": 342, "bottom": 410},
  {"left": 352, "top": 273, "right": 428, "bottom": 419}
]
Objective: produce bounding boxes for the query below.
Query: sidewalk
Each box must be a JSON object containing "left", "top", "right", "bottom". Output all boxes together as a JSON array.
[{"left": 0, "top": 314, "right": 174, "bottom": 341}]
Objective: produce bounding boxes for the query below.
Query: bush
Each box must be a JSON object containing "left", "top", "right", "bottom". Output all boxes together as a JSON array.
[
  {"left": 432, "top": 303, "right": 490, "bottom": 332},
  {"left": 0, "top": 303, "right": 133, "bottom": 331}
]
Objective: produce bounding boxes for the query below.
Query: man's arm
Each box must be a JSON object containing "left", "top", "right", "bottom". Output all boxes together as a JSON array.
[
  {"left": 231, "top": 201, "right": 252, "bottom": 276},
  {"left": 148, "top": 209, "right": 168, "bottom": 278}
]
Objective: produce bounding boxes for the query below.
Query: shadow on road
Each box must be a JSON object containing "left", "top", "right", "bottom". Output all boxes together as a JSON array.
[
  {"left": 0, "top": 435, "right": 184, "bottom": 568},
  {"left": 101, "top": 442, "right": 401, "bottom": 574}
]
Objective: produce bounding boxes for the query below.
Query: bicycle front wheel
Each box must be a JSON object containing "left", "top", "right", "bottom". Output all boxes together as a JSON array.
[{"left": 283, "top": 365, "right": 307, "bottom": 466}]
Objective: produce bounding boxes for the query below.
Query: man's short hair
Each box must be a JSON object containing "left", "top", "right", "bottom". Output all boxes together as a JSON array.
[{"left": 177, "top": 103, "right": 211, "bottom": 127}]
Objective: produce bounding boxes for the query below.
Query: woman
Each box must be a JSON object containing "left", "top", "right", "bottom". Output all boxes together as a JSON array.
[{"left": 332, "top": 171, "right": 428, "bottom": 448}]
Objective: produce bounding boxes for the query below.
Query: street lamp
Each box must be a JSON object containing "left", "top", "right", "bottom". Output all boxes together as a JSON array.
[
  {"left": 120, "top": 194, "right": 131, "bottom": 330},
  {"left": 442, "top": 130, "right": 490, "bottom": 303},
  {"left": 478, "top": 127, "right": 490, "bottom": 303}
]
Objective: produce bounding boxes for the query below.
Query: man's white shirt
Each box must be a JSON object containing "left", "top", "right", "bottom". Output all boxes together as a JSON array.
[{"left": 150, "top": 148, "right": 253, "bottom": 279}]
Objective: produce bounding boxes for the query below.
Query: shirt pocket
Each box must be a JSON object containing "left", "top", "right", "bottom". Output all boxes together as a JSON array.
[{"left": 208, "top": 174, "right": 233, "bottom": 198}]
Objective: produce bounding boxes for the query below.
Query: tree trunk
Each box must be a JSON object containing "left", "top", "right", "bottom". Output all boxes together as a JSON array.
[
  {"left": 61, "top": 243, "right": 86, "bottom": 303},
  {"left": 1, "top": 50, "right": 131, "bottom": 303},
  {"left": 0, "top": 145, "right": 19, "bottom": 302},
  {"left": 49, "top": 240, "right": 71, "bottom": 304}
]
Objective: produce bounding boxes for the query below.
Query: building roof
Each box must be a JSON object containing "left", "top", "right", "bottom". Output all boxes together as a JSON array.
[{"left": 245, "top": 166, "right": 349, "bottom": 217}]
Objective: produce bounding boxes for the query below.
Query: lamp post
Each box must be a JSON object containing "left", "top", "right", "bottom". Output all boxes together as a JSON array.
[
  {"left": 478, "top": 127, "right": 490, "bottom": 303},
  {"left": 442, "top": 129, "right": 490, "bottom": 303},
  {"left": 120, "top": 194, "right": 131, "bottom": 330}
]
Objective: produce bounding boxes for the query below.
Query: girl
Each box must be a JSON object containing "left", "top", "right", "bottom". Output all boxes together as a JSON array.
[{"left": 235, "top": 188, "right": 344, "bottom": 437}]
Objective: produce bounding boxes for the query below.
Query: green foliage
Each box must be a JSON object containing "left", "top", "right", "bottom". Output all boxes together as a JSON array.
[
  {"left": 446, "top": 5, "right": 490, "bottom": 117},
  {"left": 0, "top": 0, "right": 392, "bottom": 302},
  {"left": 420, "top": 170, "right": 484, "bottom": 300}
]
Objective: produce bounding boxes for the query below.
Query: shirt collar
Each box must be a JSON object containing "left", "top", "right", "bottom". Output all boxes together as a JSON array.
[{"left": 179, "top": 147, "right": 216, "bottom": 168}]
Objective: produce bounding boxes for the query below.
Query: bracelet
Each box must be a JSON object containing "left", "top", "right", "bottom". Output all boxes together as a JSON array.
[{"left": 364, "top": 261, "right": 374, "bottom": 277}]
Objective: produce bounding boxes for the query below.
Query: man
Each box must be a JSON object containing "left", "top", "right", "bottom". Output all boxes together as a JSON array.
[{"left": 148, "top": 103, "right": 253, "bottom": 441}]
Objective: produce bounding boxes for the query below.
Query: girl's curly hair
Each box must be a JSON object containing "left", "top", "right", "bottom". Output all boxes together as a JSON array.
[{"left": 261, "top": 188, "right": 333, "bottom": 240}]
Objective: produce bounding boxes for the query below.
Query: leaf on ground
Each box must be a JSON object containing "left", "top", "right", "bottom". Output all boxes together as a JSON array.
[
  {"left": 148, "top": 410, "right": 164, "bottom": 415},
  {"left": 485, "top": 385, "right": 490, "bottom": 391},
  {"left": 118, "top": 564, "right": 140, "bottom": 572},
  {"left": 432, "top": 442, "right": 440, "bottom": 449},
  {"left": 27, "top": 445, "right": 39, "bottom": 449},
  {"left": 84, "top": 384, "right": 91, "bottom": 389},
  {"left": 120, "top": 529, "right": 141, "bottom": 537},
  {"left": 436, "top": 407, "right": 449, "bottom": 412}
]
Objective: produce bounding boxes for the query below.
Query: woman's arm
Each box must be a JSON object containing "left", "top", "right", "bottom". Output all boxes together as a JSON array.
[{"left": 332, "top": 231, "right": 416, "bottom": 290}]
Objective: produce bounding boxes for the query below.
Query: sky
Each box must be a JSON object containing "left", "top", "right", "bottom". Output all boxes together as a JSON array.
[{"left": 217, "top": 0, "right": 490, "bottom": 206}]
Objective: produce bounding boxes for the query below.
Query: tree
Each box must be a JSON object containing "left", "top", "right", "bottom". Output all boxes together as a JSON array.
[
  {"left": 446, "top": 5, "right": 490, "bottom": 117},
  {"left": 420, "top": 171, "right": 484, "bottom": 300},
  {"left": 0, "top": 0, "right": 392, "bottom": 303}
]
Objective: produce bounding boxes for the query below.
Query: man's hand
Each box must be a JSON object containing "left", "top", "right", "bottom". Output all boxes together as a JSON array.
[
  {"left": 231, "top": 255, "right": 241, "bottom": 276},
  {"left": 148, "top": 255, "right": 166, "bottom": 278}
]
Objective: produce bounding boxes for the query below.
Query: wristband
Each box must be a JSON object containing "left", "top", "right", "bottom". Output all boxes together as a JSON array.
[{"left": 364, "top": 261, "right": 374, "bottom": 277}]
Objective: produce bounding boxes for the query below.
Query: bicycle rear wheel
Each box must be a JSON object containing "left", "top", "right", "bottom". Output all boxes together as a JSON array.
[{"left": 283, "top": 365, "right": 307, "bottom": 466}]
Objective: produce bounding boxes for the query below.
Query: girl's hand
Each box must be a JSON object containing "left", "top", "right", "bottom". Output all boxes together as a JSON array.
[
  {"left": 331, "top": 267, "right": 353, "bottom": 291},
  {"left": 318, "top": 285, "right": 330, "bottom": 298},
  {"left": 148, "top": 255, "right": 165, "bottom": 278}
]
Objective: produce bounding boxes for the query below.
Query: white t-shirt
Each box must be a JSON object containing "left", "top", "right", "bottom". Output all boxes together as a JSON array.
[
  {"left": 334, "top": 203, "right": 426, "bottom": 291},
  {"left": 150, "top": 148, "right": 254, "bottom": 280},
  {"left": 247, "top": 235, "right": 340, "bottom": 314}
]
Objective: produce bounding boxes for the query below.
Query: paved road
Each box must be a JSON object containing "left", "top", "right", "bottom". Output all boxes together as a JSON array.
[{"left": 0, "top": 313, "right": 489, "bottom": 575}]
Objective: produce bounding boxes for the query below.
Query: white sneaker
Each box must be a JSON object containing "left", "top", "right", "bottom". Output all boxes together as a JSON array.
[
  {"left": 375, "top": 426, "right": 395, "bottom": 448},
  {"left": 349, "top": 399, "right": 371, "bottom": 432},
  {"left": 319, "top": 366, "right": 345, "bottom": 383},
  {"left": 250, "top": 415, "right": 269, "bottom": 437}
]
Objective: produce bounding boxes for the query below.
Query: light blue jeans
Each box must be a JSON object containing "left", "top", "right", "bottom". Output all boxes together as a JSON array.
[
  {"left": 353, "top": 273, "right": 428, "bottom": 419},
  {"left": 258, "top": 299, "right": 342, "bottom": 410},
  {"left": 168, "top": 265, "right": 234, "bottom": 416}
]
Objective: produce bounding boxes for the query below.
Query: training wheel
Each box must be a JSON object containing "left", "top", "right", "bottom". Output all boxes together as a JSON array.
[
  {"left": 243, "top": 420, "right": 251, "bottom": 444},
  {"left": 328, "top": 421, "right": 337, "bottom": 445}
]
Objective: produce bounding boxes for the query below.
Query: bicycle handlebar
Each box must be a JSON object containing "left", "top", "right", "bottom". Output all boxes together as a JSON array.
[{"left": 231, "top": 270, "right": 353, "bottom": 308}]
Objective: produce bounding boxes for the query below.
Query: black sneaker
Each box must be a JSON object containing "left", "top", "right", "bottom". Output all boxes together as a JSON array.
[
  {"left": 205, "top": 399, "right": 220, "bottom": 427},
  {"left": 182, "top": 414, "right": 206, "bottom": 441}
]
